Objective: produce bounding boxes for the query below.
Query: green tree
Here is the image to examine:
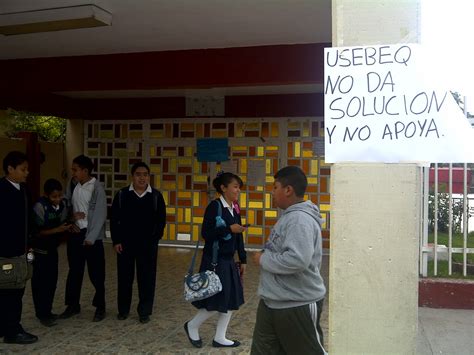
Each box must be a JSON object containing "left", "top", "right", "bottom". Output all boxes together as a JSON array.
[{"left": 0, "top": 109, "right": 66, "bottom": 142}]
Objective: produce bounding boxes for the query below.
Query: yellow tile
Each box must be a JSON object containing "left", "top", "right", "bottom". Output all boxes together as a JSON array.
[
  {"left": 166, "top": 207, "right": 176, "bottom": 215},
  {"left": 241, "top": 159, "right": 247, "bottom": 174},
  {"left": 129, "top": 132, "right": 142, "bottom": 139},
  {"left": 303, "top": 122, "right": 310, "bottom": 137},
  {"left": 321, "top": 161, "right": 331, "bottom": 167},
  {"left": 178, "top": 191, "right": 192, "bottom": 198},
  {"left": 233, "top": 146, "right": 247, "bottom": 151},
  {"left": 241, "top": 176, "right": 247, "bottom": 184},
  {"left": 266, "top": 176, "right": 274, "bottom": 183},
  {"left": 212, "top": 131, "right": 227, "bottom": 138},
  {"left": 170, "top": 159, "right": 177, "bottom": 173},
  {"left": 311, "top": 160, "right": 318, "bottom": 175},
  {"left": 178, "top": 224, "right": 191, "bottom": 233},
  {"left": 249, "top": 201, "right": 263, "bottom": 208},
  {"left": 162, "top": 191, "right": 169, "bottom": 204},
  {"left": 265, "top": 193, "right": 271, "bottom": 209},
  {"left": 177, "top": 208, "right": 183, "bottom": 223},
  {"left": 185, "top": 147, "right": 193, "bottom": 157},
  {"left": 265, "top": 210, "right": 278, "bottom": 218},
  {"left": 154, "top": 176, "right": 161, "bottom": 189},
  {"left": 257, "top": 147, "right": 264, "bottom": 157},
  {"left": 163, "top": 150, "right": 176, "bottom": 157},
  {"left": 271, "top": 123, "right": 279, "bottom": 137},
  {"left": 247, "top": 210, "right": 255, "bottom": 224},
  {"left": 193, "top": 225, "right": 200, "bottom": 241},
  {"left": 185, "top": 208, "right": 191, "bottom": 223},
  {"left": 320, "top": 204, "right": 331, "bottom": 211},
  {"left": 150, "top": 147, "right": 156, "bottom": 156},
  {"left": 194, "top": 175, "right": 207, "bottom": 183},
  {"left": 288, "top": 122, "right": 300, "bottom": 129},
  {"left": 178, "top": 158, "right": 192, "bottom": 165},
  {"left": 245, "top": 122, "right": 259, "bottom": 130},
  {"left": 193, "top": 217, "right": 203, "bottom": 224},
  {"left": 320, "top": 212, "right": 327, "bottom": 229},
  {"left": 295, "top": 142, "right": 301, "bottom": 158},
  {"left": 178, "top": 175, "right": 185, "bottom": 189},
  {"left": 303, "top": 150, "right": 313, "bottom": 158},
  {"left": 308, "top": 177, "right": 318, "bottom": 184},
  {"left": 256, "top": 186, "right": 263, "bottom": 191},
  {"left": 193, "top": 192, "right": 200, "bottom": 207},
  {"left": 194, "top": 160, "right": 200, "bottom": 171},
  {"left": 266, "top": 159, "right": 271, "bottom": 174},
  {"left": 236, "top": 123, "right": 243, "bottom": 137},
  {"left": 240, "top": 193, "right": 247, "bottom": 208},
  {"left": 151, "top": 166, "right": 161, "bottom": 174},
  {"left": 163, "top": 181, "right": 176, "bottom": 190},
  {"left": 181, "top": 123, "right": 194, "bottom": 130},
  {"left": 168, "top": 224, "right": 176, "bottom": 240},
  {"left": 248, "top": 227, "right": 263, "bottom": 235},
  {"left": 150, "top": 131, "right": 163, "bottom": 138},
  {"left": 266, "top": 146, "right": 278, "bottom": 151}
]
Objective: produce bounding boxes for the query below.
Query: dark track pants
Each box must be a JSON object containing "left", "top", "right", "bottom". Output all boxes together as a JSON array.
[
  {"left": 64, "top": 230, "right": 105, "bottom": 309},
  {"left": 31, "top": 249, "right": 58, "bottom": 318},
  {"left": 0, "top": 288, "right": 25, "bottom": 337},
  {"left": 251, "top": 299, "right": 327, "bottom": 355},
  {"left": 117, "top": 243, "right": 158, "bottom": 316}
]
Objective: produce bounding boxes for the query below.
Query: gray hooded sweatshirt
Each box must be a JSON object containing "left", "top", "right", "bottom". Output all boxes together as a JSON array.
[{"left": 258, "top": 200, "right": 326, "bottom": 309}]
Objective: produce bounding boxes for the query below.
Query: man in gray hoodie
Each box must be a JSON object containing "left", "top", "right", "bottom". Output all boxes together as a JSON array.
[{"left": 251, "top": 166, "right": 327, "bottom": 355}]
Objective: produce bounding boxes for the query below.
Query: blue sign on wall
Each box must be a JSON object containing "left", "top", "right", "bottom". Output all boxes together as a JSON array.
[{"left": 196, "top": 138, "right": 229, "bottom": 162}]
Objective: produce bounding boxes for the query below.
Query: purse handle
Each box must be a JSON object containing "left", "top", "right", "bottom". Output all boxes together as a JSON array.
[{"left": 187, "top": 200, "right": 222, "bottom": 276}]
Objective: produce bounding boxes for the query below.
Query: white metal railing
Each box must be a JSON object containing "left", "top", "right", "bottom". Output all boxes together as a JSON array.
[{"left": 419, "top": 95, "right": 474, "bottom": 277}]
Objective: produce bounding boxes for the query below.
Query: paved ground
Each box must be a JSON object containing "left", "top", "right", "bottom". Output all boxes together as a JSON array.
[{"left": 0, "top": 242, "right": 472, "bottom": 354}]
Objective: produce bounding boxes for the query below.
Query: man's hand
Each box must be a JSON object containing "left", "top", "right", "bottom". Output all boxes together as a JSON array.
[
  {"left": 84, "top": 240, "right": 93, "bottom": 246},
  {"left": 55, "top": 223, "right": 71, "bottom": 233},
  {"left": 69, "top": 224, "right": 81, "bottom": 233},
  {"left": 114, "top": 244, "right": 123, "bottom": 254},
  {"left": 239, "top": 263, "right": 246, "bottom": 276},
  {"left": 253, "top": 251, "right": 263, "bottom": 266}
]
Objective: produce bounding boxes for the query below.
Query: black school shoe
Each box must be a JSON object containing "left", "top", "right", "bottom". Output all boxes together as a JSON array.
[
  {"left": 184, "top": 322, "right": 202, "bottom": 348},
  {"left": 212, "top": 339, "right": 241, "bottom": 348},
  {"left": 117, "top": 313, "right": 129, "bottom": 320},
  {"left": 59, "top": 305, "right": 81, "bottom": 319},
  {"left": 139, "top": 315, "right": 150, "bottom": 324},
  {"left": 4, "top": 331, "right": 38, "bottom": 344},
  {"left": 93, "top": 308, "right": 106, "bottom": 322},
  {"left": 38, "top": 317, "right": 57, "bottom": 327}
]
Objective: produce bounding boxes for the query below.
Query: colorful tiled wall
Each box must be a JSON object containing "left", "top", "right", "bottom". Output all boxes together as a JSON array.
[{"left": 85, "top": 118, "right": 330, "bottom": 247}]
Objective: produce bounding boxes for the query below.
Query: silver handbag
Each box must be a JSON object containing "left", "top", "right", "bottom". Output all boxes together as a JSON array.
[{"left": 184, "top": 239, "right": 222, "bottom": 302}]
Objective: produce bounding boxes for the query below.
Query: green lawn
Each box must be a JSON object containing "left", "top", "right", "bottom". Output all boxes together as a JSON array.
[{"left": 426, "top": 231, "right": 474, "bottom": 278}]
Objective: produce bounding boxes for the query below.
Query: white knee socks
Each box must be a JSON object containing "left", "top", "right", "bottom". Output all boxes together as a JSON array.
[
  {"left": 214, "top": 311, "right": 234, "bottom": 345},
  {"left": 188, "top": 309, "right": 217, "bottom": 340}
]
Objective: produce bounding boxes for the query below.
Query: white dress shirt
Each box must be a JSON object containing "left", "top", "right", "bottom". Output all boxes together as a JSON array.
[{"left": 72, "top": 177, "right": 96, "bottom": 229}]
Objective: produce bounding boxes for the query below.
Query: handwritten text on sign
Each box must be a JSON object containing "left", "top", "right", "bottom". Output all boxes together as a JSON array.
[{"left": 324, "top": 44, "right": 474, "bottom": 163}]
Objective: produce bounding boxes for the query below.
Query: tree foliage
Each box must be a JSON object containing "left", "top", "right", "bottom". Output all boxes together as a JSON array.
[{"left": 0, "top": 109, "right": 66, "bottom": 142}]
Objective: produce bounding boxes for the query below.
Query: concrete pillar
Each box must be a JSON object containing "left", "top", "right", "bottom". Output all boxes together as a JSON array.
[
  {"left": 65, "top": 119, "right": 84, "bottom": 174},
  {"left": 329, "top": 1, "right": 421, "bottom": 354}
]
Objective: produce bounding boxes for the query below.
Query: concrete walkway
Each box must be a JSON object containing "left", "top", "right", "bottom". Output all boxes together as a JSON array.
[{"left": 0, "top": 243, "right": 472, "bottom": 354}]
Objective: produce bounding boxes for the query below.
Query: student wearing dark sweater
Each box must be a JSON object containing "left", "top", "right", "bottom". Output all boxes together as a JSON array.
[
  {"left": 0, "top": 151, "right": 38, "bottom": 344},
  {"left": 31, "top": 178, "right": 71, "bottom": 327},
  {"left": 110, "top": 162, "right": 166, "bottom": 324}
]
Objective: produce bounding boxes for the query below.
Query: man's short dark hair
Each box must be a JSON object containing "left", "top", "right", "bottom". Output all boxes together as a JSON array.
[
  {"left": 44, "top": 178, "right": 63, "bottom": 195},
  {"left": 274, "top": 166, "right": 307, "bottom": 198},
  {"left": 3, "top": 151, "right": 27, "bottom": 175},
  {"left": 72, "top": 154, "right": 94, "bottom": 174},
  {"left": 131, "top": 162, "right": 150, "bottom": 175}
]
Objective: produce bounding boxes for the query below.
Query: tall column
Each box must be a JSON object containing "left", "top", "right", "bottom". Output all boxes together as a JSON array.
[
  {"left": 328, "top": 1, "right": 421, "bottom": 354},
  {"left": 65, "top": 119, "right": 84, "bottom": 173}
]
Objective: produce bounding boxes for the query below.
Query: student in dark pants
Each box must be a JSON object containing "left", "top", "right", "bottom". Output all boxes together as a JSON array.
[
  {"left": 0, "top": 151, "right": 38, "bottom": 344},
  {"left": 110, "top": 162, "right": 166, "bottom": 324},
  {"left": 31, "top": 178, "right": 71, "bottom": 327},
  {"left": 60, "top": 155, "right": 107, "bottom": 322}
]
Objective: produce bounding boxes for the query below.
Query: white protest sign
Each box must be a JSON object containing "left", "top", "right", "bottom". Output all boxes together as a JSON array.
[{"left": 324, "top": 44, "right": 474, "bottom": 163}]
